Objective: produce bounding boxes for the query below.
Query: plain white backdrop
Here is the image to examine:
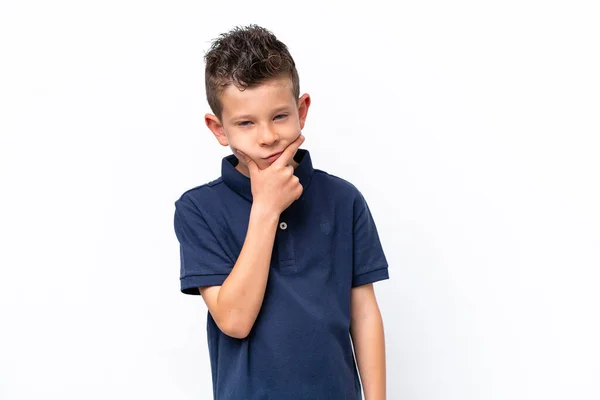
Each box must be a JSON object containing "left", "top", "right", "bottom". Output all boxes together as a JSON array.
[{"left": 1, "top": 0, "right": 599, "bottom": 399}]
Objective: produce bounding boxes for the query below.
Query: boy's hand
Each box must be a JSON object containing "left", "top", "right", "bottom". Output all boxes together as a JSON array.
[{"left": 237, "top": 134, "right": 305, "bottom": 215}]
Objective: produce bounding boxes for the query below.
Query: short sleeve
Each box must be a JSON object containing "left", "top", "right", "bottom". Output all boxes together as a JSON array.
[
  {"left": 352, "top": 191, "right": 389, "bottom": 287},
  {"left": 173, "top": 195, "right": 234, "bottom": 295}
]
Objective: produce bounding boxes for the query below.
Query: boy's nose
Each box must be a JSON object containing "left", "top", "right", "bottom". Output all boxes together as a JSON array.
[{"left": 258, "top": 125, "right": 279, "bottom": 145}]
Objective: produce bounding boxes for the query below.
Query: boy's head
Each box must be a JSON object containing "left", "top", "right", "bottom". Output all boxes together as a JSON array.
[
  {"left": 205, "top": 25, "right": 300, "bottom": 121},
  {"left": 203, "top": 25, "right": 310, "bottom": 176}
]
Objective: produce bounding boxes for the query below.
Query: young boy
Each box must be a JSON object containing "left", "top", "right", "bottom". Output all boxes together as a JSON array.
[{"left": 173, "top": 25, "right": 389, "bottom": 400}]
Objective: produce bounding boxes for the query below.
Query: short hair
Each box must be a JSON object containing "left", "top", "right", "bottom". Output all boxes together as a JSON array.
[{"left": 204, "top": 25, "right": 300, "bottom": 120}]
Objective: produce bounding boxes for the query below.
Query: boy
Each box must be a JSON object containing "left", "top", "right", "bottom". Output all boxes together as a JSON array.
[{"left": 173, "top": 25, "right": 389, "bottom": 400}]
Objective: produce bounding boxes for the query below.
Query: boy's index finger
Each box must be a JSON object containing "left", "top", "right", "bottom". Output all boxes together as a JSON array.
[{"left": 274, "top": 134, "right": 305, "bottom": 168}]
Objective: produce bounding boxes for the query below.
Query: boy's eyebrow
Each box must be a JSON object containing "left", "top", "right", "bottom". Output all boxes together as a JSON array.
[
  {"left": 231, "top": 114, "right": 253, "bottom": 122},
  {"left": 230, "top": 107, "right": 292, "bottom": 122}
]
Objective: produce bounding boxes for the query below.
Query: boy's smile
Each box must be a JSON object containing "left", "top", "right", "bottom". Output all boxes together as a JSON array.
[{"left": 205, "top": 76, "right": 310, "bottom": 177}]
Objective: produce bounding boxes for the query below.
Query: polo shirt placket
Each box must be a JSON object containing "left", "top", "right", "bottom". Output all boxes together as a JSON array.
[{"left": 277, "top": 209, "right": 296, "bottom": 272}]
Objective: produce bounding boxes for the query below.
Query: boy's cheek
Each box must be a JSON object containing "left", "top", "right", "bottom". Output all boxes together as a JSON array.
[{"left": 230, "top": 146, "right": 243, "bottom": 158}]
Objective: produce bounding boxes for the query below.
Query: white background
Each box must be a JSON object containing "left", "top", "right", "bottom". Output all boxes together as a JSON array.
[{"left": 1, "top": 1, "right": 599, "bottom": 399}]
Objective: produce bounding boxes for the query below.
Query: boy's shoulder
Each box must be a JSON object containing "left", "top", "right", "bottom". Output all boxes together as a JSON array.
[
  {"left": 313, "top": 168, "right": 364, "bottom": 198},
  {"left": 174, "top": 177, "right": 224, "bottom": 208},
  {"left": 180, "top": 177, "right": 223, "bottom": 195}
]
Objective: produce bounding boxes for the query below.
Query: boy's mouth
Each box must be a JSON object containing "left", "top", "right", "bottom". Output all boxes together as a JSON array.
[{"left": 263, "top": 152, "right": 282, "bottom": 162}]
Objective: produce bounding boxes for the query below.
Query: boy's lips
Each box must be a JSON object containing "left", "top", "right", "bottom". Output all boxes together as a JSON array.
[{"left": 263, "top": 151, "right": 283, "bottom": 162}]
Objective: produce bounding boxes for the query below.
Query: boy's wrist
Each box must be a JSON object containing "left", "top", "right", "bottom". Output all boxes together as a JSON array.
[{"left": 250, "top": 202, "right": 280, "bottom": 222}]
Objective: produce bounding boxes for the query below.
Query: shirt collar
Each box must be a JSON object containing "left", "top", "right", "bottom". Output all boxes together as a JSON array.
[{"left": 221, "top": 149, "right": 314, "bottom": 203}]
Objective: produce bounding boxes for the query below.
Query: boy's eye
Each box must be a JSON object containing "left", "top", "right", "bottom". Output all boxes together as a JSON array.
[
  {"left": 237, "top": 121, "right": 252, "bottom": 127},
  {"left": 274, "top": 114, "right": 287, "bottom": 120}
]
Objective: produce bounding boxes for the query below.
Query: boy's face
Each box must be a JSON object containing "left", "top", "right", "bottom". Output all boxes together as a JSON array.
[{"left": 205, "top": 76, "right": 310, "bottom": 177}]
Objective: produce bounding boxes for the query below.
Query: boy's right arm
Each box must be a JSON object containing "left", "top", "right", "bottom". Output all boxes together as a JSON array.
[
  {"left": 200, "top": 204, "right": 278, "bottom": 339},
  {"left": 199, "top": 134, "right": 305, "bottom": 339}
]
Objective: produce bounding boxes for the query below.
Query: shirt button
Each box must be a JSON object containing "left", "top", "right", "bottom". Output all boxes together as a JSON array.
[{"left": 279, "top": 222, "right": 288, "bottom": 230}]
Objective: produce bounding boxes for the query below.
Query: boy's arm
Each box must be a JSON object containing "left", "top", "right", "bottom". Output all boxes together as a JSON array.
[
  {"left": 200, "top": 204, "right": 279, "bottom": 339},
  {"left": 350, "top": 283, "right": 386, "bottom": 400},
  {"left": 199, "top": 135, "right": 305, "bottom": 340}
]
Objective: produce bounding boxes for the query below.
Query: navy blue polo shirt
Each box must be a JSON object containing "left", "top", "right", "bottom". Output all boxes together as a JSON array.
[{"left": 173, "top": 149, "right": 389, "bottom": 400}]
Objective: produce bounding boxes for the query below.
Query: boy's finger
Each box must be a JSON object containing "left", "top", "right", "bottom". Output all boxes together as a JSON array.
[
  {"left": 237, "top": 150, "right": 260, "bottom": 175},
  {"left": 274, "top": 134, "right": 305, "bottom": 168}
]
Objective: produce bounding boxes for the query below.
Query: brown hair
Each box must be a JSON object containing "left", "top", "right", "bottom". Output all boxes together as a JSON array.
[{"left": 204, "top": 25, "right": 300, "bottom": 120}]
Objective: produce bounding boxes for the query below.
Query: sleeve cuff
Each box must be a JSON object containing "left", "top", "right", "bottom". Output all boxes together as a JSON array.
[
  {"left": 181, "top": 274, "right": 229, "bottom": 295},
  {"left": 352, "top": 267, "right": 389, "bottom": 287}
]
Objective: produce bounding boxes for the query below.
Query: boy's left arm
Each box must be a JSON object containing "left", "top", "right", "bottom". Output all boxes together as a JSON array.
[{"left": 350, "top": 283, "right": 386, "bottom": 400}]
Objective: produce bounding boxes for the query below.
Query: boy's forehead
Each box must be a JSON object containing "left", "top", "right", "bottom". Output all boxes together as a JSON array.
[{"left": 220, "top": 77, "right": 296, "bottom": 118}]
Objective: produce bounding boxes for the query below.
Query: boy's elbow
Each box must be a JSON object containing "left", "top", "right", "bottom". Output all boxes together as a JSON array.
[
  {"left": 222, "top": 323, "right": 251, "bottom": 339},
  {"left": 204, "top": 290, "right": 256, "bottom": 339},
  {"left": 219, "top": 316, "right": 254, "bottom": 339}
]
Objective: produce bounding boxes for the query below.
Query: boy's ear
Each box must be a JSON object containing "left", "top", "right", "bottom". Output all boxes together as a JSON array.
[
  {"left": 205, "top": 113, "right": 229, "bottom": 146},
  {"left": 297, "top": 93, "right": 311, "bottom": 130}
]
